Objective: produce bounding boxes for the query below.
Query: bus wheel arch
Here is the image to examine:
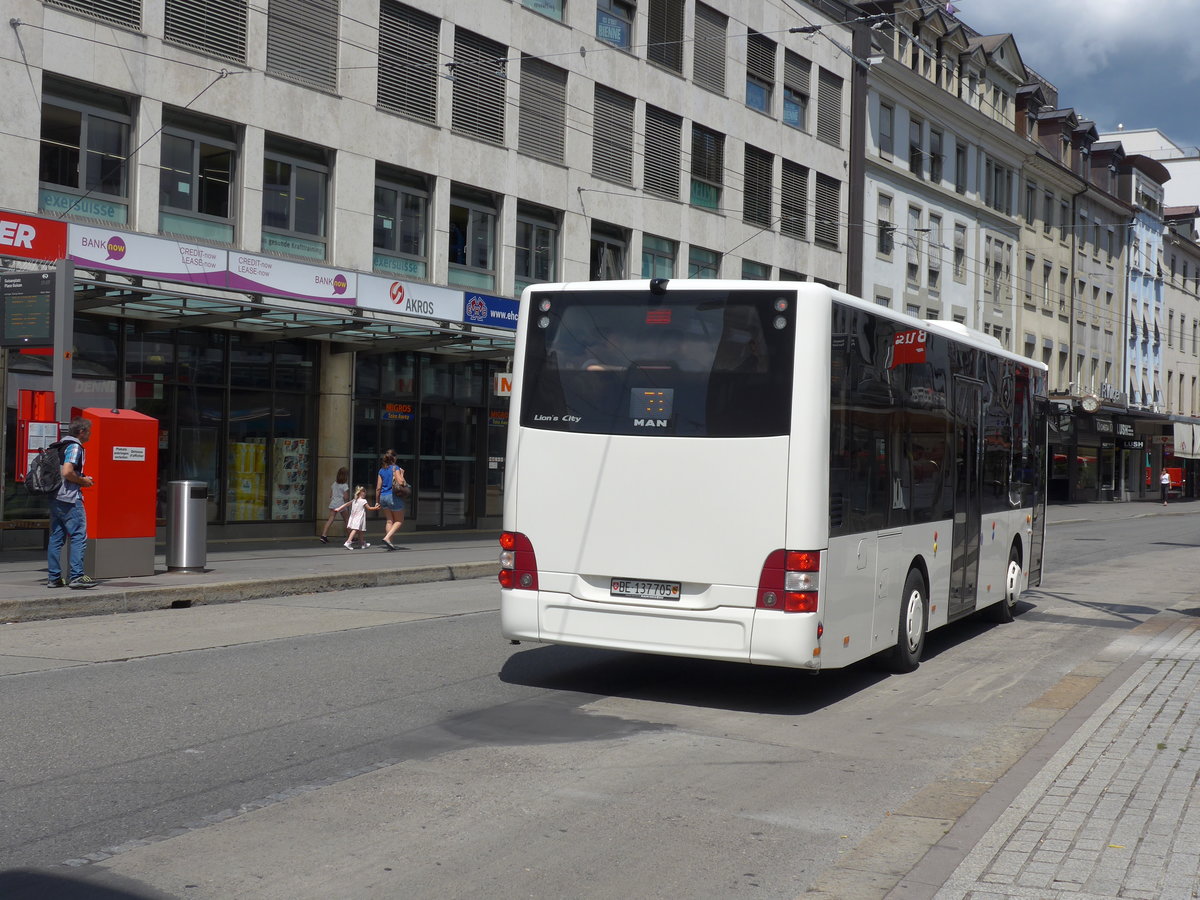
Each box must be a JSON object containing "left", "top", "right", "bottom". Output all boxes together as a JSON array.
[
  {"left": 887, "top": 565, "right": 928, "bottom": 673},
  {"left": 984, "top": 540, "right": 1023, "bottom": 624}
]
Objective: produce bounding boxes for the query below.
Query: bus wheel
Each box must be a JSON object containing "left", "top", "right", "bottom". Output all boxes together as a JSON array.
[
  {"left": 889, "top": 569, "right": 928, "bottom": 673},
  {"left": 985, "top": 546, "right": 1022, "bottom": 624}
]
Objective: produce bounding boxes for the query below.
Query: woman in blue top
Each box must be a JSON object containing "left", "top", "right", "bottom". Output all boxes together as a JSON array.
[{"left": 375, "top": 449, "right": 408, "bottom": 550}]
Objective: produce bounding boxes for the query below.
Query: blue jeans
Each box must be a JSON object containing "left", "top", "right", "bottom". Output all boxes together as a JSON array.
[{"left": 48, "top": 499, "right": 87, "bottom": 582}]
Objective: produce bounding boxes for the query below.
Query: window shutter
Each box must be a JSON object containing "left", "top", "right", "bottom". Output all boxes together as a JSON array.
[
  {"left": 816, "top": 68, "right": 843, "bottom": 146},
  {"left": 644, "top": 106, "right": 682, "bottom": 198},
  {"left": 593, "top": 87, "right": 635, "bottom": 184},
  {"left": 378, "top": 2, "right": 439, "bottom": 123},
  {"left": 518, "top": 56, "right": 567, "bottom": 163},
  {"left": 781, "top": 160, "right": 808, "bottom": 239},
  {"left": 46, "top": 0, "right": 141, "bottom": 30},
  {"left": 746, "top": 31, "right": 776, "bottom": 84},
  {"left": 743, "top": 146, "right": 772, "bottom": 227},
  {"left": 814, "top": 173, "right": 840, "bottom": 249},
  {"left": 164, "top": 0, "right": 247, "bottom": 63},
  {"left": 451, "top": 29, "right": 508, "bottom": 145},
  {"left": 692, "top": 4, "right": 727, "bottom": 93},
  {"left": 646, "top": 0, "right": 684, "bottom": 72},
  {"left": 784, "top": 50, "right": 810, "bottom": 96},
  {"left": 266, "top": 0, "right": 338, "bottom": 92}
]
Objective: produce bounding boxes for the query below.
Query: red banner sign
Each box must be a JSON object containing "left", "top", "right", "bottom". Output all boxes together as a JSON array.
[{"left": 0, "top": 211, "right": 68, "bottom": 262}]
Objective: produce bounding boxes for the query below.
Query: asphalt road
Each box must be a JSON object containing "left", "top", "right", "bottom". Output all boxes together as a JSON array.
[{"left": 1, "top": 513, "right": 1198, "bottom": 899}]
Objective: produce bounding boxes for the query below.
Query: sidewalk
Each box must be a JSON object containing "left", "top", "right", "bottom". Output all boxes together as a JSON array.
[{"left": 0, "top": 529, "right": 500, "bottom": 624}]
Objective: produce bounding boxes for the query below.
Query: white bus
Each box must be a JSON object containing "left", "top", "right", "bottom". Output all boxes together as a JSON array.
[{"left": 499, "top": 279, "right": 1047, "bottom": 671}]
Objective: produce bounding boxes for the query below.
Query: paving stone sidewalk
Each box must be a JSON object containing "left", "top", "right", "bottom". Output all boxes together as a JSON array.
[{"left": 935, "top": 617, "right": 1200, "bottom": 899}]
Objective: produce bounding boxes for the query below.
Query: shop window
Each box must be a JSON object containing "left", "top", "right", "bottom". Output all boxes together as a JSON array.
[
  {"left": 447, "top": 187, "right": 498, "bottom": 290},
  {"left": 688, "top": 245, "right": 720, "bottom": 278},
  {"left": 38, "top": 78, "right": 132, "bottom": 224},
  {"left": 521, "top": 0, "right": 563, "bottom": 20},
  {"left": 515, "top": 202, "right": 560, "bottom": 295},
  {"left": 262, "top": 136, "right": 329, "bottom": 260},
  {"left": 159, "top": 109, "right": 237, "bottom": 244},
  {"left": 178, "top": 329, "right": 227, "bottom": 385},
  {"left": 641, "top": 234, "right": 676, "bottom": 279},
  {"left": 373, "top": 166, "right": 429, "bottom": 279}
]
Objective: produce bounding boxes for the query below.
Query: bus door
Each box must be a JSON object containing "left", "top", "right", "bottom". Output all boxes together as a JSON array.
[{"left": 949, "top": 377, "right": 983, "bottom": 618}]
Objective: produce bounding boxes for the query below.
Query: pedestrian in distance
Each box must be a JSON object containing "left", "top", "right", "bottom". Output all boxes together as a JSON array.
[
  {"left": 375, "top": 450, "right": 408, "bottom": 551},
  {"left": 1161, "top": 469, "right": 1171, "bottom": 506},
  {"left": 47, "top": 416, "right": 97, "bottom": 589},
  {"left": 319, "top": 466, "right": 350, "bottom": 543},
  {"left": 336, "top": 485, "right": 379, "bottom": 549}
]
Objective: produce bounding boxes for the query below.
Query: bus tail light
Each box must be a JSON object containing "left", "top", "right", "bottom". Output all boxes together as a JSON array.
[
  {"left": 757, "top": 549, "right": 820, "bottom": 613},
  {"left": 499, "top": 532, "right": 539, "bottom": 590}
]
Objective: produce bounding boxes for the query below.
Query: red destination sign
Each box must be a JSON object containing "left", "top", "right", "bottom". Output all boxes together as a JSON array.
[{"left": 0, "top": 211, "right": 68, "bottom": 262}]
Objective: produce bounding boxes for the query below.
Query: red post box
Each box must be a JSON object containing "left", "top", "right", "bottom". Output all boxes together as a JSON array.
[{"left": 81, "top": 408, "right": 159, "bottom": 578}]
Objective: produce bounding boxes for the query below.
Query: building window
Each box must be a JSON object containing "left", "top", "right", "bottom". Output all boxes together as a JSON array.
[
  {"left": 1042, "top": 191, "right": 1054, "bottom": 236},
  {"left": 1059, "top": 200, "right": 1069, "bottom": 242},
  {"left": 781, "top": 160, "right": 808, "bottom": 240},
  {"left": 515, "top": 202, "right": 559, "bottom": 294},
  {"left": 688, "top": 245, "right": 720, "bottom": 278},
  {"left": 745, "top": 30, "right": 775, "bottom": 113},
  {"left": 783, "top": 51, "right": 810, "bottom": 131},
  {"left": 646, "top": 0, "right": 684, "bottom": 73},
  {"left": 451, "top": 29, "right": 507, "bottom": 145},
  {"left": 518, "top": 56, "right": 568, "bottom": 163},
  {"left": 378, "top": 2, "right": 439, "bottom": 123},
  {"left": 929, "top": 129, "right": 943, "bottom": 184},
  {"left": 158, "top": 109, "right": 237, "bottom": 243},
  {"left": 261, "top": 137, "right": 328, "bottom": 260},
  {"left": 591, "top": 222, "right": 628, "bottom": 279},
  {"left": 814, "top": 173, "right": 840, "bottom": 249},
  {"left": 266, "top": 0, "right": 338, "bottom": 92},
  {"left": 908, "top": 117, "right": 923, "bottom": 177},
  {"left": 641, "top": 234, "right": 676, "bottom": 278},
  {"left": 906, "top": 205, "right": 921, "bottom": 285},
  {"left": 644, "top": 105, "right": 683, "bottom": 198},
  {"left": 448, "top": 188, "right": 498, "bottom": 290},
  {"left": 38, "top": 80, "right": 132, "bottom": 224},
  {"left": 165, "top": 0, "right": 248, "bottom": 63},
  {"left": 954, "top": 144, "right": 967, "bottom": 193},
  {"left": 954, "top": 223, "right": 967, "bottom": 281},
  {"left": 1024, "top": 180, "right": 1036, "bottom": 227},
  {"left": 593, "top": 86, "right": 635, "bottom": 184},
  {"left": 742, "top": 260, "right": 770, "bottom": 280},
  {"left": 45, "top": 0, "right": 140, "bottom": 29},
  {"left": 815, "top": 68, "right": 842, "bottom": 145},
  {"left": 521, "top": 0, "right": 563, "bottom": 20},
  {"left": 878, "top": 101, "right": 894, "bottom": 156},
  {"left": 690, "top": 124, "right": 724, "bottom": 209},
  {"left": 372, "top": 165, "right": 429, "bottom": 279},
  {"left": 876, "top": 193, "right": 893, "bottom": 257},
  {"left": 692, "top": 3, "right": 726, "bottom": 92},
  {"left": 927, "top": 214, "right": 942, "bottom": 291},
  {"left": 743, "top": 146, "right": 773, "bottom": 227},
  {"left": 597, "top": 0, "right": 635, "bottom": 50}
]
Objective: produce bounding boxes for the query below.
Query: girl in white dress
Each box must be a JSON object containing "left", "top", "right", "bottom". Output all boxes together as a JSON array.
[
  {"left": 319, "top": 467, "right": 350, "bottom": 543},
  {"left": 336, "top": 485, "right": 379, "bottom": 549}
]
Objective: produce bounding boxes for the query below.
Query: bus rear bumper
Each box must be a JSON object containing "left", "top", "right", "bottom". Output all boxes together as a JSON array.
[{"left": 501, "top": 589, "right": 822, "bottom": 669}]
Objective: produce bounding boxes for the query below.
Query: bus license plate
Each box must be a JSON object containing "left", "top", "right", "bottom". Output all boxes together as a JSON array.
[{"left": 610, "top": 578, "right": 681, "bottom": 600}]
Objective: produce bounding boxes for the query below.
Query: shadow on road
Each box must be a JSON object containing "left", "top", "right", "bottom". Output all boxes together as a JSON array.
[{"left": 0, "top": 869, "right": 172, "bottom": 900}]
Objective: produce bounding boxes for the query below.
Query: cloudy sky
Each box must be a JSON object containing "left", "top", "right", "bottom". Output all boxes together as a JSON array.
[{"left": 951, "top": 0, "right": 1200, "bottom": 153}]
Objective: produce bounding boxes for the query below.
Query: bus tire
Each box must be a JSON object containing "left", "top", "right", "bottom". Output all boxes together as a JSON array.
[
  {"left": 985, "top": 545, "right": 1022, "bottom": 624},
  {"left": 888, "top": 568, "right": 928, "bottom": 673}
]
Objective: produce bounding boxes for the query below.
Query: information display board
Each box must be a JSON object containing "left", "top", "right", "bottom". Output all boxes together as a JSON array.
[{"left": 0, "top": 270, "right": 55, "bottom": 347}]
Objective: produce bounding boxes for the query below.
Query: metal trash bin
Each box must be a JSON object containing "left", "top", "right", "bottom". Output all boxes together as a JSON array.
[{"left": 166, "top": 480, "right": 208, "bottom": 572}]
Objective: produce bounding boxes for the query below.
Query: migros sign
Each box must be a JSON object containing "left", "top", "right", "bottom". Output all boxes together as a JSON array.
[{"left": 0, "top": 211, "right": 68, "bottom": 261}]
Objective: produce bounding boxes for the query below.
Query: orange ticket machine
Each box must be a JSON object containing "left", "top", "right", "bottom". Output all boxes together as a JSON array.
[{"left": 81, "top": 408, "right": 159, "bottom": 578}]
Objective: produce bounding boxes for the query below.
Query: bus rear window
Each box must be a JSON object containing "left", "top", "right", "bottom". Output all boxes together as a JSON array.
[{"left": 520, "top": 289, "right": 795, "bottom": 437}]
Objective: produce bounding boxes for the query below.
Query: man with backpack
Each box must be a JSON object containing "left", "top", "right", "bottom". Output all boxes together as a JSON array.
[{"left": 47, "top": 417, "right": 97, "bottom": 589}]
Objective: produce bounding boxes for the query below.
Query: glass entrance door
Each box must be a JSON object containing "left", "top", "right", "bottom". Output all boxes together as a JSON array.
[{"left": 416, "top": 405, "right": 479, "bottom": 528}]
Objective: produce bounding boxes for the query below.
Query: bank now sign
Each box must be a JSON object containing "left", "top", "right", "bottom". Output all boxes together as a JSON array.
[{"left": 0, "top": 211, "right": 68, "bottom": 261}]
